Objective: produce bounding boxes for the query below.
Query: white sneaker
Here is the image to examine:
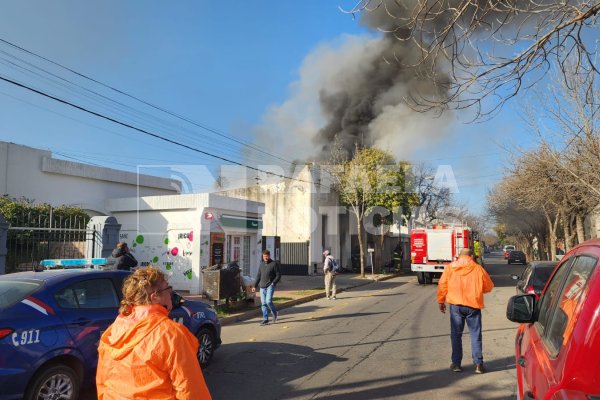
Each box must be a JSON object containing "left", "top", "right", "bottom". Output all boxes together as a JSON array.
[{"left": 331, "top": 296, "right": 337, "bottom": 300}]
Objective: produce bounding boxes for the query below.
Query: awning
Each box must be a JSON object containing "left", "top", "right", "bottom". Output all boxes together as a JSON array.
[{"left": 219, "top": 215, "right": 263, "bottom": 229}]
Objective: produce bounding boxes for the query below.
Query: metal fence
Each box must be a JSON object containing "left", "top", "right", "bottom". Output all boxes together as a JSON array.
[
  {"left": 6, "top": 211, "right": 97, "bottom": 273},
  {"left": 280, "top": 242, "right": 309, "bottom": 275}
]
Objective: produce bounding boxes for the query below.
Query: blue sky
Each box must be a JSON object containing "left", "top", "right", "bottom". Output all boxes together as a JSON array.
[{"left": 0, "top": 1, "right": 533, "bottom": 215}]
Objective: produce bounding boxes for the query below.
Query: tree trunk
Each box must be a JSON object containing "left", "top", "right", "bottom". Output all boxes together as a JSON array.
[
  {"left": 576, "top": 213, "right": 586, "bottom": 244},
  {"left": 358, "top": 220, "right": 366, "bottom": 277},
  {"left": 543, "top": 207, "right": 558, "bottom": 260},
  {"left": 563, "top": 212, "right": 573, "bottom": 251}
]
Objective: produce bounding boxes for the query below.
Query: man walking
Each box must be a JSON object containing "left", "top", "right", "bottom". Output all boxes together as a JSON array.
[
  {"left": 437, "top": 248, "right": 494, "bottom": 374},
  {"left": 323, "top": 250, "right": 337, "bottom": 300},
  {"left": 252, "top": 250, "right": 281, "bottom": 325}
]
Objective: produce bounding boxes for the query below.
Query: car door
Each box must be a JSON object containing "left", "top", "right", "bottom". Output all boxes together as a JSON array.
[
  {"left": 520, "top": 254, "right": 596, "bottom": 398},
  {"left": 53, "top": 277, "right": 120, "bottom": 365}
]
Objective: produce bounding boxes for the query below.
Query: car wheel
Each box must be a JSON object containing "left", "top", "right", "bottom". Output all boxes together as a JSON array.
[
  {"left": 417, "top": 272, "right": 425, "bottom": 284},
  {"left": 197, "top": 327, "right": 216, "bottom": 368},
  {"left": 25, "top": 364, "right": 80, "bottom": 400}
]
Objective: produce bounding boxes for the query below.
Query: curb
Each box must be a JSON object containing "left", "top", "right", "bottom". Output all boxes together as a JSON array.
[{"left": 219, "top": 273, "right": 404, "bottom": 326}]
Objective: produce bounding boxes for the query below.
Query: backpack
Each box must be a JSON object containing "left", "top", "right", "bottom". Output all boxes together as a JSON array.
[{"left": 328, "top": 256, "right": 340, "bottom": 274}]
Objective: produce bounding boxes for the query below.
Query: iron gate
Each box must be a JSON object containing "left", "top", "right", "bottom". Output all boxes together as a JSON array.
[
  {"left": 6, "top": 212, "right": 97, "bottom": 273},
  {"left": 280, "top": 242, "right": 309, "bottom": 275}
]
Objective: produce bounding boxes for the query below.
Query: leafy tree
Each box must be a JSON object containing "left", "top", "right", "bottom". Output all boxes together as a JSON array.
[{"left": 327, "top": 146, "right": 417, "bottom": 276}]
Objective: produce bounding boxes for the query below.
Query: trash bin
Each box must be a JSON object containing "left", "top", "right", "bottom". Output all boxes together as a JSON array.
[{"left": 202, "top": 263, "right": 241, "bottom": 302}]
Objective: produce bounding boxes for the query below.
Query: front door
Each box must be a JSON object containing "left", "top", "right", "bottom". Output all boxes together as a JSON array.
[{"left": 228, "top": 235, "right": 251, "bottom": 276}]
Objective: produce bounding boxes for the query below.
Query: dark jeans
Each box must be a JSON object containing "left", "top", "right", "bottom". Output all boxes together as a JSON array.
[{"left": 449, "top": 304, "right": 483, "bottom": 366}]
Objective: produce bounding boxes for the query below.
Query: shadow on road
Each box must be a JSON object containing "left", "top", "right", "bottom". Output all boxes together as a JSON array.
[{"left": 204, "top": 341, "right": 347, "bottom": 400}]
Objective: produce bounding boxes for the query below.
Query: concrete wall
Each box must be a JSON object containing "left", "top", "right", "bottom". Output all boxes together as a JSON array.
[{"left": 0, "top": 141, "right": 180, "bottom": 214}]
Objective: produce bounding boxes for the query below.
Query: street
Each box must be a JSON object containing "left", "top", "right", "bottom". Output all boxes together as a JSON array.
[{"left": 203, "top": 252, "right": 526, "bottom": 400}]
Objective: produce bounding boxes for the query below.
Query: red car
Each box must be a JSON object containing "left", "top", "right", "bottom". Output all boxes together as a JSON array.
[{"left": 506, "top": 239, "right": 600, "bottom": 399}]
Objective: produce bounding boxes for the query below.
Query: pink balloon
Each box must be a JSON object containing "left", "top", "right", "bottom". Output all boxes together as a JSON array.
[
  {"left": 188, "top": 231, "right": 194, "bottom": 242},
  {"left": 171, "top": 247, "right": 179, "bottom": 256}
]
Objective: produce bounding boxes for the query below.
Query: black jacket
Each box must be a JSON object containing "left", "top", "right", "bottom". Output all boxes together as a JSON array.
[
  {"left": 111, "top": 248, "right": 138, "bottom": 271},
  {"left": 254, "top": 259, "right": 281, "bottom": 289}
]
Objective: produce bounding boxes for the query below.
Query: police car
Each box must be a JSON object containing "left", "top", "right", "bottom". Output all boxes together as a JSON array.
[{"left": 0, "top": 259, "right": 221, "bottom": 400}]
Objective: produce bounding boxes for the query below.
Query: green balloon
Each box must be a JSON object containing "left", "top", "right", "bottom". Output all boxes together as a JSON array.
[
  {"left": 136, "top": 235, "right": 144, "bottom": 244},
  {"left": 152, "top": 256, "right": 159, "bottom": 263},
  {"left": 164, "top": 238, "right": 169, "bottom": 245}
]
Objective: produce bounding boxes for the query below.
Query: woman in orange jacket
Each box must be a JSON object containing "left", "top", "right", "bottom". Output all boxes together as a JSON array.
[{"left": 96, "top": 266, "right": 212, "bottom": 399}]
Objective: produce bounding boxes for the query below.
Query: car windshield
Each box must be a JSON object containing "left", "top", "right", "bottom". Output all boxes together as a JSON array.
[
  {"left": 531, "top": 267, "right": 554, "bottom": 289},
  {"left": 512, "top": 251, "right": 524, "bottom": 256},
  {"left": 0, "top": 280, "right": 42, "bottom": 309}
]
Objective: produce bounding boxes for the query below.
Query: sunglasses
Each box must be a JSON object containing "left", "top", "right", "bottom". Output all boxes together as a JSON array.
[{"left": 156, "top": 285, "right": 173, "bottom": 295}]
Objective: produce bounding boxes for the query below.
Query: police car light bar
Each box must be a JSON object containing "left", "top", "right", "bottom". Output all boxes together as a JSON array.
[{"left": 39, "top": 258, "right": 116, "bottom": 270}]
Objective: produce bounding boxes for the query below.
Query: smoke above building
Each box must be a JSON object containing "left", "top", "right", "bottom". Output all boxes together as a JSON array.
[{"left": 252, "top": 6, "right": 455, "bottom": 165}]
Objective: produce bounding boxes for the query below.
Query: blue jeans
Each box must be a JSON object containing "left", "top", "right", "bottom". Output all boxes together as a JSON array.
[
  {"left": 449, "top": 304, "right": 483, "bottom": 365},
  {"left": 260, "top": 284, "right": 277, "bottom": 321}
]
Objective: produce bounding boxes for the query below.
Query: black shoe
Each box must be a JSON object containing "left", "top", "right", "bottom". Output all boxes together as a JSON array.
[
  {"left": 450, "top": 363, "right": 462, "bottom": 372},
  {"left": 259, "top": 320, "right": 269, "bottom": 326},
  {"left": 475, "top": 364, "right": 484, "bottom": 374}
]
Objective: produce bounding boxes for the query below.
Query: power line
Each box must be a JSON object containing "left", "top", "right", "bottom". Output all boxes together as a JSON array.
[
  {"left": 0, "top": 38, "right": 294, "bottom": 166},
  {"left": 0, "top": 73, "right": 321, "bottom": 187}
]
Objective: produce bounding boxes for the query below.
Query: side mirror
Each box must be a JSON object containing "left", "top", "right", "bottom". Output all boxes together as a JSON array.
[
  {"left": 506, "top": 294, "right": 536, "bottom": 323},
  {"left": 171, "top": 292, "right": 185, "bottom": 307}
]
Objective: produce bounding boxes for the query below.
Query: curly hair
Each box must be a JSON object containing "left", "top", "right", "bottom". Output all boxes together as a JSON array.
[{"left": 119, "top": 266, "right": 166, "bottom": 315}]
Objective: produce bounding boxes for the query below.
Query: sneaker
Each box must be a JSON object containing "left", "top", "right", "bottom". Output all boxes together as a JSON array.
[
  {"left": 331, "top": 296, "right": 337, "bottom": 300},
  {"left": 259, "top": 320, "right": 269, "bottom": 326},
  {"left": 273, "top": 313, "right": 278, "bottom": 323},
  {"left": 450, "top": 363, "right": 462, "bottom": 372},
  {"left": 475, "top": 364, "right": 485, "bottom": 374}
]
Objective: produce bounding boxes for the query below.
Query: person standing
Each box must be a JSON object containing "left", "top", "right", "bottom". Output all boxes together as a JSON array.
[
  {"left": 96, "top": 266, "right": 211, "bottom": 399},
  {"left": 252, "top": 250, "right": 281, "bottom": 325},
  {"left": 111, "top": 242, "right": 138, "bottom": 271},
  {"left": 323, "top": 249, "right": 337, "bottom": 300},
  {"left": 437, "top": 248, "right": 494, "bottom": 374}
]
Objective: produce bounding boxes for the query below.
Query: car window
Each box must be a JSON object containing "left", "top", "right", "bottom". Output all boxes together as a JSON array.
[
  {"left": 544, "top": 255, "right": 596, "bottom": 355},
  {"left": 0, "top": 280, "right": 42, "bottom": 309},
  {"left": 521, "top": 265, "right": 533, "bottom": 281},
  {"left": 531, "top": 267, "right": 554, "bottom": 289},
  {"left": 535, "top": 257, "right": 574, "bottom": 335},
  {"left": 54, "top": 279, "right": 119, "bottom": 309}
]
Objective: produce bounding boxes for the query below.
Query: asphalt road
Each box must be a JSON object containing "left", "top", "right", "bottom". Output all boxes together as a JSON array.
[{"left": 202, "top": 252, "right": 528, "bottom": 400}]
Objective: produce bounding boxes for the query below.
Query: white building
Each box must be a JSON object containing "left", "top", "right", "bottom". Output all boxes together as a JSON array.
[
  {"left": 106, "top": 193, "right": 264, "bottom": 294},
  {"left": 0, "top": 141, "right": 180, "bottom": 214}
]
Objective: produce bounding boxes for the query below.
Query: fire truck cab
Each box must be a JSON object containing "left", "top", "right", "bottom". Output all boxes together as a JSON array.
[{"left": 410, "top": 225, "right": 474, "bottom": 284}]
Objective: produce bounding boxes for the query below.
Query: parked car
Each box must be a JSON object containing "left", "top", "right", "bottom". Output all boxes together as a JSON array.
[
  {"left": 503, "top": 245, "right": 516, "bottom": 259},
  {"left": 0, "top": 268, "right": 221, "bottom": 400},
  {"left": 507, "top": 250, "right": 527, "bottom": 265},
  {"left": 506, "top": 239, "right": 600, "bottom": 399},
  {"left": 511, "top": 261, "right": 557, "bottom": 299}
]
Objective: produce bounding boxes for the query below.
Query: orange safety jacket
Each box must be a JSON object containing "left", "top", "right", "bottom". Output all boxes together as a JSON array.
[
  {"left": 97, "top": 304, "right": 212, "bottom": 399},
  {"left": 437, "top": 256, "right": 494, "bottom": 309}
]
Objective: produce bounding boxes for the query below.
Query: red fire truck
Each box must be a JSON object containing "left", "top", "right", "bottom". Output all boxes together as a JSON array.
[{"left": 410, "top": 225, "right": 474, "bottom": 284}]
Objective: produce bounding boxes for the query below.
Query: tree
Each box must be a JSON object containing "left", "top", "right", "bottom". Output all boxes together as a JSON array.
[
  {"left": 344, "top": 0, "right": 600, "bottom": 118},
  {"left": 327, "top": 146, "right": 414, "bottom": 276}
]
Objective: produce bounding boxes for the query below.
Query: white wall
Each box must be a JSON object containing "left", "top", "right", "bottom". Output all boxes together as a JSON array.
[
  {"left": 107, "top": 193, "right": 264, "bottom": 295},
  {"left": 0, "top": 141, "right": 180, "bottom": 214}
]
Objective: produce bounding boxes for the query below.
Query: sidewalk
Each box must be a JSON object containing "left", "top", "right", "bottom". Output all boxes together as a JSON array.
[{"left": 182, "top": 268, "right": 414, "bottom": 326}]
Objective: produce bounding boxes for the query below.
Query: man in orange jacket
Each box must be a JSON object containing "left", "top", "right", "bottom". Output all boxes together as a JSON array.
[
  {"left": 97, "top": 266, "right": 212, "bottom": 399},
  {"left": 437, "top": 248, "right": 494, "bottom": 374}
]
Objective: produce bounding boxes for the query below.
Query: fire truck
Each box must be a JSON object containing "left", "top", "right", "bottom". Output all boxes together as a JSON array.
[{"left": 410, "top": 225, "right": 475, "bottom": 284}]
